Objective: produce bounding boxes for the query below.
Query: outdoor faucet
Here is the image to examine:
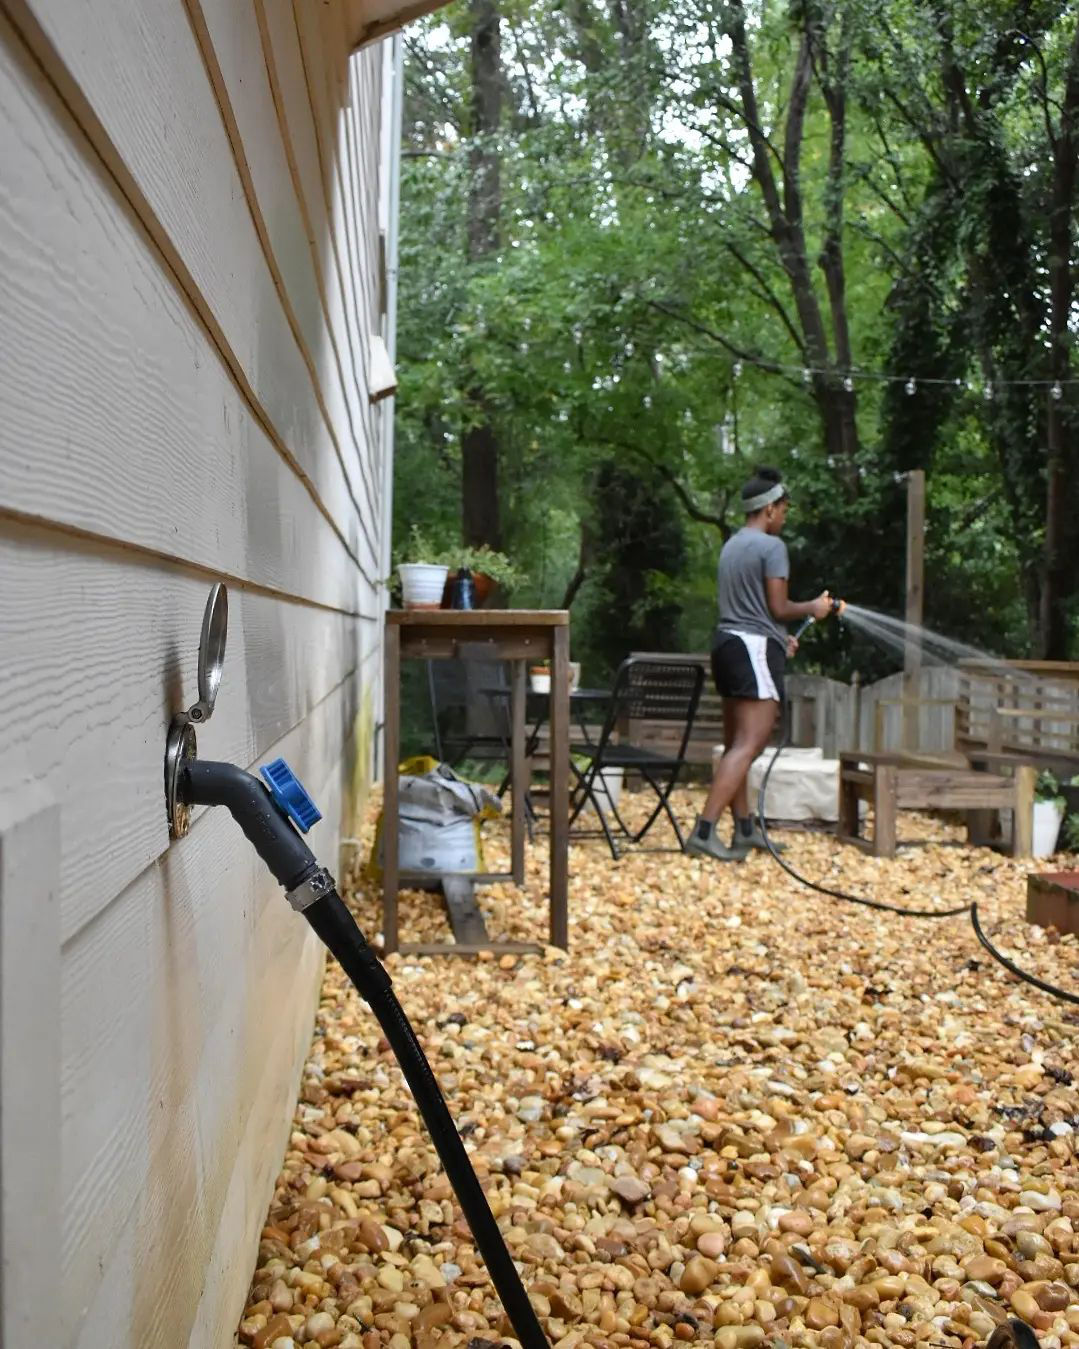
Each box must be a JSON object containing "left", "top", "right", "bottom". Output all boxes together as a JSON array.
[{"left": 163, "top": 584, "right": 549, "bottom": 1349}]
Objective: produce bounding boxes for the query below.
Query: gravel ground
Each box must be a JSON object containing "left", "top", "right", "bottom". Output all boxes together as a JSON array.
[{"left": 236, "top": 792, "right": 1078, "bottom": 1349}]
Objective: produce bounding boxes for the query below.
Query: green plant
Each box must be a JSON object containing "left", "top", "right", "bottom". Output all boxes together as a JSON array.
[
  {"left": 1035, "top": 771, "right": 1065, "bottom": 807},
  {"left": 393, "top": 524, "right": 454, "bottom": 569},
  {"left": 392, "top": 527, "right": 528, "bottom": 592},
  {"left": 1061, "top": 814, "right": 1079, "bottom": 853}
]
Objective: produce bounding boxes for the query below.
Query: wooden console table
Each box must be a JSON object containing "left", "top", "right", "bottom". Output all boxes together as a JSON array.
[
  {"left": 382, "top": 610, "right": 570, "bottom": 956},
  {"left": 837, "top": 750, "right": 1035, "bottom": 857}
]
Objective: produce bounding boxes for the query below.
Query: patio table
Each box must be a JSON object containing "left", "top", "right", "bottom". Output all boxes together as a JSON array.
[{"left": 383, "top": 610, "right": 570, "bottom": 956}]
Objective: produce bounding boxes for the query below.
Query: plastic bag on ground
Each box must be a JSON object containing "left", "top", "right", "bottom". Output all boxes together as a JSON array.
[{"left": 368, "top": 756, "right": 502, "bottom": 880}]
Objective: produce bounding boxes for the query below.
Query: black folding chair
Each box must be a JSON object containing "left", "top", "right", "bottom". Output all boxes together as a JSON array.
[{"left": 569, "top": 657, "right": 704, "bottom": 859}]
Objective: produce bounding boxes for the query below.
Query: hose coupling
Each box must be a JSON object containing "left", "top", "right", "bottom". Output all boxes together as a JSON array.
[{"left": 287, "top": 866, "right": 337, "bottom": 913}]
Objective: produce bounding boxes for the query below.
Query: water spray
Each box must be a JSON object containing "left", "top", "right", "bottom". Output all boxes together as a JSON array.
[{"left": 164, "top": 585, "right": 550, "bottom": 1349}]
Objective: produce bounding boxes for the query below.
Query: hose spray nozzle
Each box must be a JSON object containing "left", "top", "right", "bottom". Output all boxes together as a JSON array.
[{"left": 794, "top": 595, "right": 847, "bottom": 641}]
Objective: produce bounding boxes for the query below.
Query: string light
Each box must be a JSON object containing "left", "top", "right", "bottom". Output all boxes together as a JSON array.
[{"left": 704, "top": 349, "right": 1077, "bottom": 393}]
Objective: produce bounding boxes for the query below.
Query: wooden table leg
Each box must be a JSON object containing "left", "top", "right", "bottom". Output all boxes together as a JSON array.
[
  {"left": 837, "top": 762, "right": 859, "bottom": 843},
  {"left": 510, "top": 658, "right": 526, "bottom": 885},
  {"left": 382, "top": 622, "right": 401, "bottom": 954},
  {"left": 549, "top": 627, "right": 570, "bottom": 948},
  {"left": 873, "top": 763, "right": 898, "bottom": 857},
  {"left": 1012, "top": 763, "right": 1036, "bottom": 857}
]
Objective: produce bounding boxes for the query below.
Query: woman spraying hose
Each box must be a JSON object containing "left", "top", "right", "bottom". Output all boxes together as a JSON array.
[{"left": 686, "top": 467, "right": 833, "bottom": 863}]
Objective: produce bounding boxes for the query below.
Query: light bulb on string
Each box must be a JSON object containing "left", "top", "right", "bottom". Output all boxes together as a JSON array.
[
  {"left": 1051, "top": 381, "right": 1063, "bottom": 401},
  {"left": 802, "top": 367, "right": 811, "bottom": 386},
  {"left": 905, "top": 378, "right": 916, "bottom": 395},
  {"left": 843, "top": 374, "right": 854, "bottom": 393},
  {"left": 733, "top": 361, "right": 743, "bottom": 379},
  {"left": 983, "top": 381, "right": 994, "bottom": 402}
]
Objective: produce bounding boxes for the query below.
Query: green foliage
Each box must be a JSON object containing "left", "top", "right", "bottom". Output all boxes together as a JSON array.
[
  {"left": 392, "top": 525, "right": 528, "bottom": 591},
  {"left": 1035, "top": 771, "right": 1066, "bottom": 808},
  {"left": 1062, "top": 813, "right": 1079, "bottom": 853},
  {"left": 394, "top": 0, "right": 1079, "bottom": 683}
]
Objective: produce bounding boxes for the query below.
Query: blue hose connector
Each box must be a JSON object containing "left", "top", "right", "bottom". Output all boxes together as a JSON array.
[{"left": 259, "top": 758, "right": 322, "bottom": 833}]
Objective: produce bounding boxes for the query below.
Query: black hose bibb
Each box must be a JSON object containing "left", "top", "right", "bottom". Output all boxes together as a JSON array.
[{"left": 165, "top": 585, "right": 549, "bottom": 1349}]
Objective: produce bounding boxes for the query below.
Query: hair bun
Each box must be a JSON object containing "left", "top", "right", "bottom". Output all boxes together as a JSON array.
[{"left": 753, "top": 466, "right": 782, "bottom": 484}]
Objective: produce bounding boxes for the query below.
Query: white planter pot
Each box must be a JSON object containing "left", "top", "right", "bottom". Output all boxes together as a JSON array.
[
  {"left": 584, "top": 766, "right": 623, "bottom": 818},
  {"left": 1032, "top": 800, "right": 1065, "bottom": 858},
  {"left": 398, "top": 562, "right": 448, "bottom": 610}
]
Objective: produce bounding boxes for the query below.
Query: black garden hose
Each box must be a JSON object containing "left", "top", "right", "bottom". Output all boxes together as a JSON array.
[
  {"left": 755, "top": 710, "right": 1078, "bottom": 1006},
  {"left": 181, "top": 761, "right": 550, "bottom": 1349}
]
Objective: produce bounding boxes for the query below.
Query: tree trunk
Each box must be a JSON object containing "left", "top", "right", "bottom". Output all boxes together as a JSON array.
[
  {"left": 1039, "top": 20, "right": 1079, "bottom": 658},
  {"left": 462, "top": 0, "right": 503, "bottom": 550}
]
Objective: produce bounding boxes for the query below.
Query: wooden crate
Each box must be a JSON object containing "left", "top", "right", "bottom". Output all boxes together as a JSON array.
[{"left": 1026, "top": 871, "right": 1079, "bottom": 935}]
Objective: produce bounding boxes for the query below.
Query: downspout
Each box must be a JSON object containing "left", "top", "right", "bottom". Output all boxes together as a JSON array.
[{"left": 376, "top": 33, "right": 404, "bottom": 780}]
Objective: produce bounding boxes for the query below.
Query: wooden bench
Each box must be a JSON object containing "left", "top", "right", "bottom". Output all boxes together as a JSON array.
[{"left": 837, "top": 750, "right": 1036, "bottom": 857}]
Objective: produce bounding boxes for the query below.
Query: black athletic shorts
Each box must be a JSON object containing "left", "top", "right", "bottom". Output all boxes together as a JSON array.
[{"left": 711, "top": 628, "right": 786, "bottom": 702}]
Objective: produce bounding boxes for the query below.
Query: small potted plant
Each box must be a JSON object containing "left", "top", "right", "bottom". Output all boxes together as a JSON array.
[
  {"left": 442, "top": 546, "right": 528, "bottom": 608},
  {"left": 1033, "top": 771, "right": 1066, "bottom": 858},
  {"left": 394, "top": 526, "right": 451, "bottom": 610}
]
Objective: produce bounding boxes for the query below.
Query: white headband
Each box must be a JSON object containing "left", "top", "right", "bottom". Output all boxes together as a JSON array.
[{"left": 742, "top": 482, "right": 786, "bottom": 513}]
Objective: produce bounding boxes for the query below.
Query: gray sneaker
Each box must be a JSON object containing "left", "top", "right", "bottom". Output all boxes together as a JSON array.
[{"left": 684, "top": 831, "right": 747, "bottom": 863}]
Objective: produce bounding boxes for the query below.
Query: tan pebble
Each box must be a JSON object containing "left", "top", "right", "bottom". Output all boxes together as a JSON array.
[
  {"left": 388, "top": 1336, "right": 410, "bottom": 1349},
  {"left": 966, "top": 1256, "right": 1007, "bottom": 1285},
  {"left": 681, "top": 1257, "right": 719, "bottom": 1295},
  {"left": 768, "top": 1254, "right": 808, "bottom": 1296},
  {"left": 778, "top": 1210, "right": 814, "bottom": 1237},
  {"left": 270, "top": 1339, "right": 297, "bottom": 1349},
  {"left": 806, "top": 1298, "right": 840, "bottom": 1330},
  {"left": 1036, "top": 1283, "right": 1071, "bottom": 1312},
  {"left": 611, "top": 1176, "right": 651, "bottom": 1205},
  {"left": 753, "top": 1301, "right": 775, "bottom": 1324},
  {"left": 842, "top": 1285, "right": 880, "bottom": 1311},
  {"left": 254, "top": 1317, "right": 294, "bottom": 1349},
  {"left": 414, "top": 1304, "right": 452, "bottom": 1332},
  {"left": 305, "top": 1311, "right": 336, "bottom": 1336},
  {"left": 1012, "top": 1290, "right": 1041, "bottom": 1322},
  {"left": 818, "top": 1329, "right": 850, "bottom": 1349},
  {"left": 674, "top": 1324, "right": 695, "bottom": 1342},
  {"left": 357, "top": 1220, "right": 388, "bottom": 1253},
  {"left": 378, "top": 1266, "right": 404, "bottom": 1293},
  {"left": 269, "top": 1281, "right": 293, "bottom": 1313},
  {"left": 873, "top": 1275, "right": 906, "bottom": 1301},
  {"left": 697, "top": 1232, "right": 726, "bottom": 1259}
]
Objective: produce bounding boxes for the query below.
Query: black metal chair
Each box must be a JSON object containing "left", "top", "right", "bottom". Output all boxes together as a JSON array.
[{"left": 568, "top": 657, "right": 704, "bottom": 859}]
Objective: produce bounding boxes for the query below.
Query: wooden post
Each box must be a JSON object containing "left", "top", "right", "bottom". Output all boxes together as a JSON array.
[
  {"left": 510, "top": 658, "right": 526, "bottom": 885},
  {"left": 903, "top": 470, "right": 925, "bottom": 750},
  {"left": 1012, "top": 763, "right": 1036, "bottom": 857}
]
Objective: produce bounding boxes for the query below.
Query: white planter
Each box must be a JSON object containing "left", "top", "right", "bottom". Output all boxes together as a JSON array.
[
  {"left": 1032, "top": 800, "right": 1065, "bottom": 858},
  {"left": 584, "top": 766, "right": 623, "bottom": 818},
  {"left": 398, "top": 562, "right": 448, "bottom": 610}
]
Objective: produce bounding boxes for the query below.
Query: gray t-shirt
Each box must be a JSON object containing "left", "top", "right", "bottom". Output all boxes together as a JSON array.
[{"left": 717, "top": 527, "right": 789, "bottom": 646}]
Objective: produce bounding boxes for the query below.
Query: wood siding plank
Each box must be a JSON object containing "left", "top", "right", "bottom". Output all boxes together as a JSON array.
[
  {"left": 0, "top": 525, "right": 363, "bottom": 943},
  {"left": 4, "top": 0, "right": 379, "bottom": 581}
]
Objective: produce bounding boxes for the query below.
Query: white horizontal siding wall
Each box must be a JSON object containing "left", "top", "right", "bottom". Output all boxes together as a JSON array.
[{"left": 0, "top": 2, "right": 393, "bottom": 1345}]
